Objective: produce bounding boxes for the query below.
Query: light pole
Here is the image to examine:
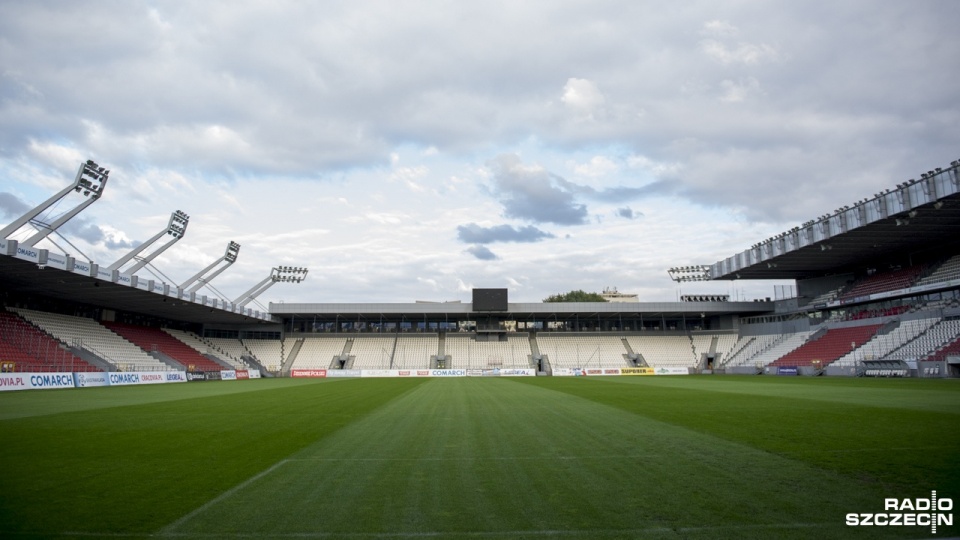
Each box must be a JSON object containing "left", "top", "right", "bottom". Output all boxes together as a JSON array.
[{"left": 234, "top": 266, "right": 309, "bottom": 307}]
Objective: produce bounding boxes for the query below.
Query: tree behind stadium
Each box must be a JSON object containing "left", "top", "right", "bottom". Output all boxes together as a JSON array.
[{"left": 543, "top": 290, "right": 608, "bottom": 302}]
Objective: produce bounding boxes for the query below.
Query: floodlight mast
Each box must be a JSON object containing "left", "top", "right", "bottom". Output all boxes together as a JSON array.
[
  {"left": 107, "top": 210, "right": 189, "bottom": 273},
  {"left": 0, "top": 160, "right": 109, "bottom": 244},
  {"left": 180, "top": 241, "right": 241, "bottom": 294},
  {"left": 233, "top": 266, "right": 308, "bottom": 307},
  {"left": 667, "top": 265, "right": 712, "bottom": 283}
]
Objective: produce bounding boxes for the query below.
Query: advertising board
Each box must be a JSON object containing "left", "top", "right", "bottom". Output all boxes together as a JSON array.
[
  {"left": 0, "top": 372, "right": 75, "bottom": 392},
  {"left": 291, "top": 369, "right": 327, "bottom": 378}
]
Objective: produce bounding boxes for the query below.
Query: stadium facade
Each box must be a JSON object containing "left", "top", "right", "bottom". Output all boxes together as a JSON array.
[{"left": 1, "top": 158, "right": 959, "bottom": 385}]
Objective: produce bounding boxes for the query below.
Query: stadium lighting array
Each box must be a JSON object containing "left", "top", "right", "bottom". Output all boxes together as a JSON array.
[
  {"left": 74, "top": 160, "right": 109, "bottom": 198},
  {"left": 1, "top": 159, "right": 111, "bottom": 247},
  {"left": 166, "top": 210, "right": 189, "bottom": 239},
  {"left": 679, "top": 295, "right": 730, "bottom": 302},
  {"left": 667, "top": 265, "right": 712, "bottom": 283},
  {"left": 180, "top": 241, "right": 241, "bottom": 294},
  {"left": 275, "top": 266, "right": 308, "bottom": 282},
  {"left": 234, "top": 265, "right": 310, "bottom": 307},
  {"left": 107, "top": 210, "right": 191, "bottom": 274}
]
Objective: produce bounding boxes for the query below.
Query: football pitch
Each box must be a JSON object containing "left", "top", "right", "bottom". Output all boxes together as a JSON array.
[{"left": 0, "top": 376, "right": 957, "bottom": 539}]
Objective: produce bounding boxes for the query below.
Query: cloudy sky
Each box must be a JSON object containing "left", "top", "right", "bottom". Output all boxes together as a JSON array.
[{"left": 1, "top": 1, "right": 958, "bottom": 308}]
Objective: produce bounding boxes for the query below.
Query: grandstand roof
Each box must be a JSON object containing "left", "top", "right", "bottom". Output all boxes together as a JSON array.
[
  {"left": 0, "top": 253, "right": 276, "bottom": 326},
  {"left": 269, "top": 300, "right": 773, "bottom": 321},
  {"left": 709, "top": 164, "right": 960, "bottom": 281}
]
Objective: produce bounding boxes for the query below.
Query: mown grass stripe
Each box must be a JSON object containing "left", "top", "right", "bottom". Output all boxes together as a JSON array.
[
  {"left": 516, "top": 376, "right": 960, "bottom": 492},
  {"left": 164, "top": 378, "right": 919, "bottom": 540},
  {"left": 0, "top": 378, "right": 428, "bottom": 537}
]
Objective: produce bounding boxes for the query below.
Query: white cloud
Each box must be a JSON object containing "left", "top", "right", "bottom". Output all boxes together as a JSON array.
[
  {"left": 699, "top": 20, "right": 779, "bottom": 66},
  {"left": 561, "top": 78, "right": 606, "bottom": 120},
  {"left": 719, "top": 77, "right": 762, "bottom": 103},
  {"left": 571, "top": 156, "right": 618, "bottom": 178},
  {"left": 627, "top": 154, "right": 682, "bottom": 177},
  {"left": 701, "top": 20, "right": 740, "bottom": 38},
  {"left": 700, "top": 39, "right": 779, "bottom": 66},
  {"left": 390, "top": 165, "right": 429, "bottom": 192}
]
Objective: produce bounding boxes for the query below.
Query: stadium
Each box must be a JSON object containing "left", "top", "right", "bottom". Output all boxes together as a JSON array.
[{"left": 0, "top": 158, "right": 957, "bottom": 539}]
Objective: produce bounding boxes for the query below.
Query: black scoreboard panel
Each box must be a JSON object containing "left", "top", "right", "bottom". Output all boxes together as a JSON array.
[{"left": 472, "top": 288, "right": 508, "bottom": 311}]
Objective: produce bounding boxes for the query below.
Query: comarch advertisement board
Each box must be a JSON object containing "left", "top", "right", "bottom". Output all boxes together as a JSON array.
[
  {"left": 0, "top": 372, "right": 75, "bottom": 392},
  {"left": 108, "top": 371, "right": 188, "bottom": 386}
]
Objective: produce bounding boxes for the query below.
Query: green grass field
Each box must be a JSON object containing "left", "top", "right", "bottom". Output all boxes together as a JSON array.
[{"left": 0, "top": 376, "right": 957, "bottom": 539}]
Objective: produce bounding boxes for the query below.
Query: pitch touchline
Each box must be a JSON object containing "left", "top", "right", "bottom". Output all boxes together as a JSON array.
[
  {"left": 159, "top": 459, "right": 291, "bottom": 536},
  {"left": 286, "top": 455, "right": 652, "bottom": 462},
  {"left": 142, "top": 522, "right": 837, "bottom": 539}
]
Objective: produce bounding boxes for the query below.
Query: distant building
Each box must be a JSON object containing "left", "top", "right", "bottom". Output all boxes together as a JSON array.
[{"left": 600, "top": 287, "right": 639, "bottom": 303}]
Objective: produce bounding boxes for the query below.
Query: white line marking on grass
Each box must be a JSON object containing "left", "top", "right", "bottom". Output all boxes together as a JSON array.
[
  {"left": 120, "top": 522, "right": 836, "bottom": 538},
  {"left": 284, "top": 455, "right": 649, "bottom": 462},
  {"left": 280, "top": 445, "right": 956, "bottom": 463},
  {"left": 811, "top": 445, "right": 953, "bottom": 453},
  {"left": 159, "top": 459, "right": 290, "bottom": 536}
]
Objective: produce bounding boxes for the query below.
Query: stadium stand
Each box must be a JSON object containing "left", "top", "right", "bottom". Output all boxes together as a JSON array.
[
  {"left": 392, "top": 335, "right": 438, "bottom": 368},
  {"left": 624, "top": 335, "right": 696, "bottom": 368},
  {"left": 802, "top": 286, "right": 845, "bottom": 307},
  {"left": 445, "top": 335, "right": 531, "bottom": 369},
  {"left": 887, "top": 319, "right": 960, "bottom": 361},
  {"left": 839, "top": 266, "right": 926, "bottom": 302},
  {"left": 927, "top": 332, "right": 960, "bottom": 362},
  {"left": 0, "top": 310, "right": 98, "bottom": 372},
  {"left": 727, "top": 331, "right": 813, "bottom": 368},
  {"left": 101, "top": 322, "right": 225, "bottom": 372},
  {"left": 348, "top": 336, "right": 397, "bottom": 369},
  {"left": 204, "top": 336, "right": 253, "bottom": 365},
  {"left": 243, "top": 339, "right": 285, "bottom": 371},
  {"left": 915, "top": 255, "right": 960, "bottom": 287},
  {"left": 11, "top": 308, "right": 173, "bottom": 372},
  {"left": 770, "top": 324, "right": 882, "bottom": 368},
  {"left": 290, "top": 337, "right": 349, "bottom": 370},
  {"left": 691, "top": 333, "right": 738, "bottom": 367},
  {"left": 537, "top": 334, "right": 629, "bottom": 369},
  {"left": 163, "top": 329, "right": 246, "bottom": 369},
  {"left": 833, "top": 317, "right": 939, "bottom": 365}
]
